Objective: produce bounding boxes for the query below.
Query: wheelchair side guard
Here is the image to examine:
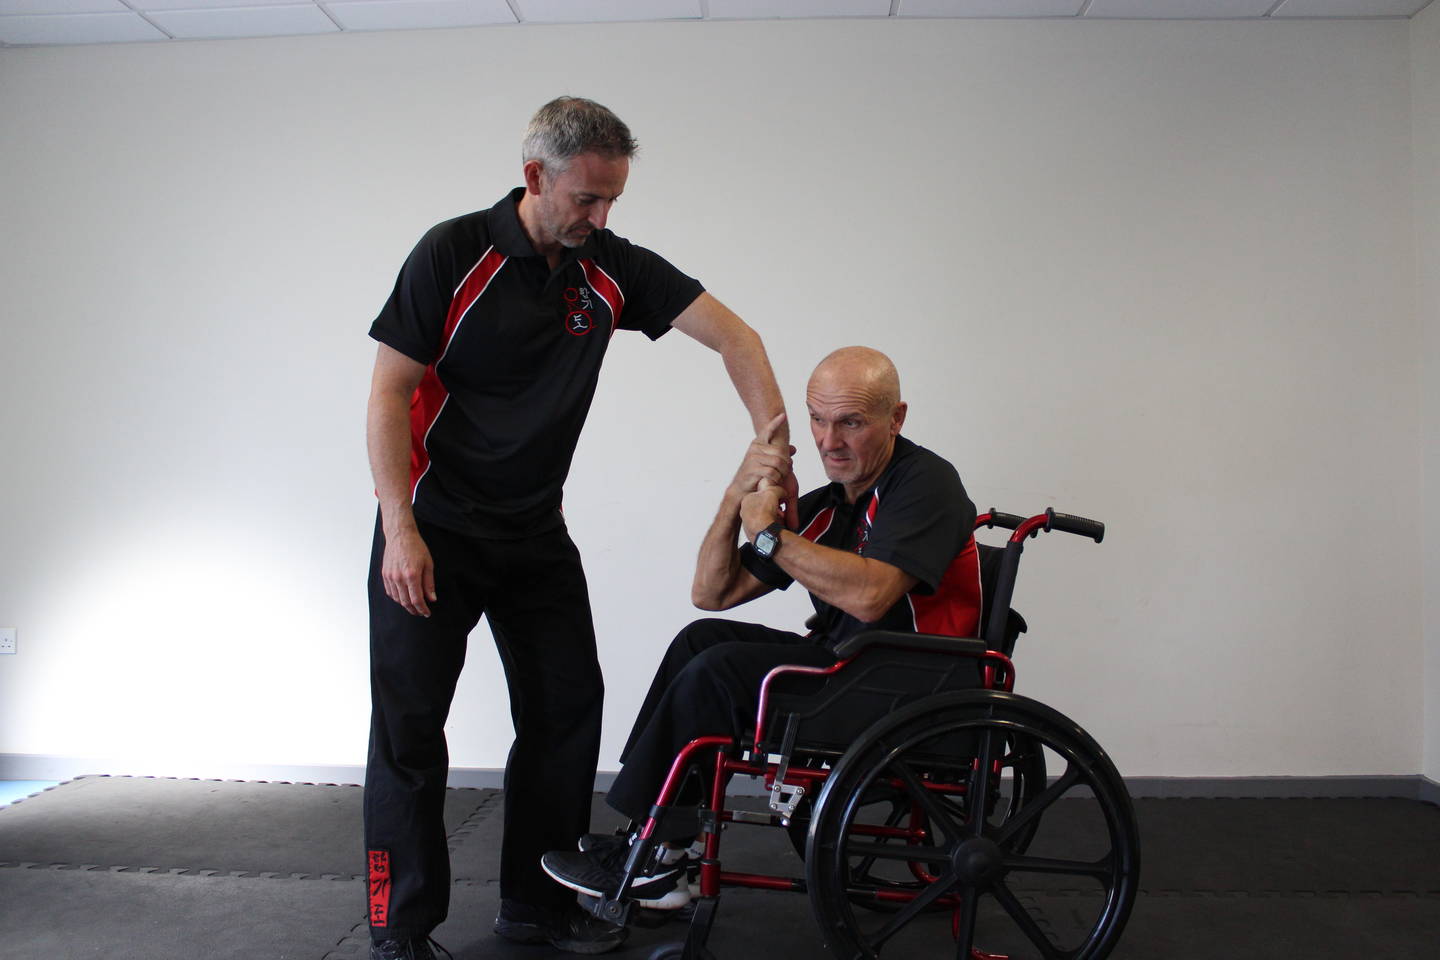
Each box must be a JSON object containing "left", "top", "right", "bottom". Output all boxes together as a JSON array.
[{"left": 753, "top": 637, "right": 1016, "bottom": 761}]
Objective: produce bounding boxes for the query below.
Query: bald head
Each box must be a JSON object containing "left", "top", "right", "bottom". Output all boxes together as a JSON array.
[
  {"left": 806, "top": 347, "right": 907, "bottom": 501},
  {"left": 808, "top": 346, "right": 902, "bottom": 415}
]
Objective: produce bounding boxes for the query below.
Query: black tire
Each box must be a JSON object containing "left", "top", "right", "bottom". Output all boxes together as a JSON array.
[
  {"left": 646, "top": 944, "right": 715, "bottom": 960},
  {"left": 806, "top": 690, "right": 1139, "bottom": 960}
]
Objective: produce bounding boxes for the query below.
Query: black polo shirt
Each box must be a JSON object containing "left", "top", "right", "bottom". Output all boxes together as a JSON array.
[
  {"left": 740, "top": 436, "right": 982, "bottom": 649},
  {"left": 370, "top": 188, "right": 705, "bottom": 538}
]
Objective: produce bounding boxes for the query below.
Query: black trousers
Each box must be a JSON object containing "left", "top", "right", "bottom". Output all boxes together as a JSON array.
[
  {"left": 364, "top": 513, "right": 604, "bottom": 940},
  {"left": 607, "top": 618, "right": 835, "bottom": 822}
]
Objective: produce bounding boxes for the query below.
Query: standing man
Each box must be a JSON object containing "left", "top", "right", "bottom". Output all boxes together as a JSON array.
[{"left": 364, "top": 97, "right": 791, "bottom": 959}]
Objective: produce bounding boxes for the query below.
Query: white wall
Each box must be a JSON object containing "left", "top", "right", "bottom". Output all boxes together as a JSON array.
[
  {"left": 1416, "top": 1, "right": 1440, "bottom": 785},
  {"left": 0, "top": 17, "right": 1423, "bottom": 782}
]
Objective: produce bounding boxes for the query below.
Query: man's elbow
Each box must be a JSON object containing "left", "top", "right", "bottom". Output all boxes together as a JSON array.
[
  {"left": 713, "top": 314, "right": 762, "bottom": 360},
  {"left": 846, "top": 587, "right": 906, "bottom": 624},
  {"left": 691, "top": 582, "right": 730, "bottom": 611}
]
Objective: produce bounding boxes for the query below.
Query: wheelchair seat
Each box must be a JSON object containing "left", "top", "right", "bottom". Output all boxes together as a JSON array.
[{"left": 757, "top": 631, "right": 991, "bottom": 758}]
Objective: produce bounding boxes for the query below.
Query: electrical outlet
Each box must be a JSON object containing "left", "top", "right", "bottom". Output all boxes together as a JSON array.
[{"left": 0, "top": 628, "right": 14, "bottom": 654}]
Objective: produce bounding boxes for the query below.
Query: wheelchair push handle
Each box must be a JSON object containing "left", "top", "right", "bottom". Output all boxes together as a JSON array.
[
  {"left": 980, "top": 507, "right": 1105, "bottom": 543},
  {"left": 979, "top": 508, "right": 1028, "bottom": 530},
  {"left": 1044, "top": 508, "right": 1105, "bottom": 543}
]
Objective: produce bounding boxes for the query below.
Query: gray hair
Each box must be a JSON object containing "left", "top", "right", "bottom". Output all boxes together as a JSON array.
[{"left": 522, "top": 96, "right": 638, "bottom": 176}]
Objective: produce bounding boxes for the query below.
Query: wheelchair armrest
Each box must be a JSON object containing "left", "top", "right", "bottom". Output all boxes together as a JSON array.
[{"left": 830, "top": 629, "right": 989, "bottom": 660}]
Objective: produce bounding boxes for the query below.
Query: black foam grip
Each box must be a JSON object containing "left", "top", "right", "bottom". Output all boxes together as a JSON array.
[
  {"left": 984, "top": 508, "right": 1027, "bottom": 530},
  {"left": 1045, "top": 508, "right": 1105, "bottom": 543}
]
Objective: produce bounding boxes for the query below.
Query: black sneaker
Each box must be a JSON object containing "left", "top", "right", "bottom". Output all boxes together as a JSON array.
[
  {"left": 370, "top": 938, "right": 451, "bottom": 960},
  {"left": 542, "top": 843, "right": 691, "bottom": 910},
  {"left": 579, "top": 833, "right": 702, "bottom": 873},
  {"left": 578, "top": 832, "right": 629, "bottom": 856},
  {"left": 493, "top": 900, "right": 627, "bottom": 955}
]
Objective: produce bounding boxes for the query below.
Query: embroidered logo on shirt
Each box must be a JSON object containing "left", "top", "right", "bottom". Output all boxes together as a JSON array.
[{"left": 563, "top": 286, "right": 595, "bottom": 336}]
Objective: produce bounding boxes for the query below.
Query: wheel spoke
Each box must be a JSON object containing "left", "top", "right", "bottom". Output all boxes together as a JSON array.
[
  {"left": 886, "top": 759, "right": 965, "bottom": 844},
  {"left": 844, "top": 838, "right": 951, "bottom": 864},
  {"left": 965, "top": 727, "right": 997, "bottom": 835},
  {"left": 992, "top": 761, "right": 1082, "bottom": 847},
  {"left": 865, "top": 868, "right": 959, "bottom": 949},
  {"left": 852, "top": 798, "right": 911, "bottom": 878},
  {"left": 1003, "top": 852, "right": 1113, "bottom": 881},
  {"left": 992, "top": 879, "right": 1067, "bottom": 960},
  {"left": 952, "top": 886, "right": 980, "bottom": 960}
]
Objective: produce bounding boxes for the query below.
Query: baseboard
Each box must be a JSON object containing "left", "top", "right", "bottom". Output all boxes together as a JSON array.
[
  {"left": 1123, "top": 775, "right": 1440, "bottom": 801},
  {"left": 3, "top": 754, "right": 1436, "bottom": 805}
]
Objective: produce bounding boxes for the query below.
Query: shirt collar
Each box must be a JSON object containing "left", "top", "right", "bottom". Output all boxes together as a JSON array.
[
  {"left": 489, "top": 186, "right": 597, "bottom": 264},
  {"left": 817, "top": 435, "right": 917, "bottom": 508}
]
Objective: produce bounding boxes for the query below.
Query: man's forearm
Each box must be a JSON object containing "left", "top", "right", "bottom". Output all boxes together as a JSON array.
[
  {"left": 672, "top": 293, "right": 787, "bottom": 443},
  {"left": 770, "top": 533, "right": 914, "bottom": 623},
  {"left": 690, "top": 491, "right": 748, "bottom": 610},
  {"left": 719, "top": 323, "right": 787, "bottom": 443},
  {"left": 367, "top": 387, "right": 419, "bottom": 538}
]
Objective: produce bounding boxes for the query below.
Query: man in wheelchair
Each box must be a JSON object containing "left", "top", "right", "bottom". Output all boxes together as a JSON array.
[{"left": 542, "top": 345, "right": 983, "bottom": 925}]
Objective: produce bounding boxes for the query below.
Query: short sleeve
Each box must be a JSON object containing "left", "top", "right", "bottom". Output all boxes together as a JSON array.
[
  {"left": 601, "top": 235, "right": 705, "bottom": 341},
  {"left": 369, "top": 219, "right": 469, "bottom": 364},
  {"left": 862, "top": 455, "right": 976, "bottom": 595}
]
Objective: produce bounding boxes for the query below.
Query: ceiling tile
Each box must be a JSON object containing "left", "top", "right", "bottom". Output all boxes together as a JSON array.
[
  {"left": 0, "top": 0, "right": 125, "bottom": 14},
  {"left": 0, "top": 10, "right": 166, "bottom": 42},
  {"left": 1271, "top": 0, "right": 1428, "bottom": 15},
  {"left": 145, "top": 4, "right": 339, "bottom": 37},
  {"left": 516, "top": 0, "right": 701, "bottom": 23},
  {"left": 897, "top": 0, "right": 1084, "bottom": 16},
  {"left": 1085, "top": 0, "right": 1274, "bottom": 16},
  {"left": 328, "top": 0, "right": 516, "bottom": 30},
  {"left": 136, "top": 0, "right": 311, "bottom": 10},
  {"left": 708, "top": 0, "right": 891, "bottom": 18}
]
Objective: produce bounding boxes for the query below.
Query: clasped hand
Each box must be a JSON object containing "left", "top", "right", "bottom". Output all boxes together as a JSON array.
[{"left": 730, "top": 412, "right": 800, "bottom": 538}]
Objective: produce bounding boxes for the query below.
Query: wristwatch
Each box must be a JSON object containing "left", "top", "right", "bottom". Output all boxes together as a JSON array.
[{"left": 753, "top": 521, "right": 785, "bottom": 560}]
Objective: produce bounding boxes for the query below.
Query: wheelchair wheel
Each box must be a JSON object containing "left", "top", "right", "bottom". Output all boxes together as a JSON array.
[
  {"left": 806, "top": 690, "right": 1139, "bottom": 960},
  {"left": 646, "top": 945, "right": 716, "bottom": 960},
  {"left": 785, "top": 730, "right": 1046, "bottom": 914}
]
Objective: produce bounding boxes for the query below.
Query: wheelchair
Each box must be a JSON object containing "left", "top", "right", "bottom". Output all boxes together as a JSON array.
[{"left": 584, "top": 508, "right": 1139, "bottom": 960}]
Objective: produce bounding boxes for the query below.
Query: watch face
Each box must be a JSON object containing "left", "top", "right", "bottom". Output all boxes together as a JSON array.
[{"left": 756, "top": 529, "right": 778, "bottom": 558}]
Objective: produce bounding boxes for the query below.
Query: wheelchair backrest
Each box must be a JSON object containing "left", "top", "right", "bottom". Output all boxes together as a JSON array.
[{"left": 978, "top": 542, "right": 1027, "bottom": 656}]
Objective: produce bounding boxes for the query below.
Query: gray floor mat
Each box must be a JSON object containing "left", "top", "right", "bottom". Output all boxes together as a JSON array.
[
  {"left": 1133, "top": 797, "right": 1440, "bottom": 893},
  {"left": 0, "top": 865, "right": 362, "bottom": 960},
  {"left": 0, "top": 775, "right": 496, "bottom": 877},
  {"left": 5, "top": 777, "right": 1438, "bottom": 959},
  {"left": 1108, "top": 892, "right": 1440, "bottom": 959}
]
